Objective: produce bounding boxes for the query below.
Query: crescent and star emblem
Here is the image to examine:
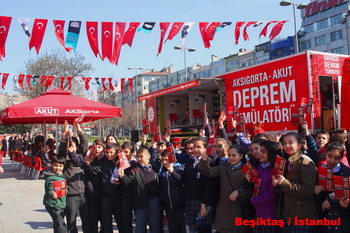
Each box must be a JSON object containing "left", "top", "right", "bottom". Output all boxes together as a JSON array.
[
  {"left": 104, "top": 30, "right": 111, "bottom": 38},
  {"left": 55, "top": 24, "right": 62, "bottom": 32},
  {"left": 173, "top": 25, "right": 178, "bottom": 30},
  {"left": 37, "top": 22, "right": 44, "bottom": 29},
  {"left": 0, "top": 26, "right": 6, "bottom": 34},
  {"left": 115, "top": 32, "right": 121, "bottom": 40},
  {"left": 89, "top": 27, "right": 96, "bottom": 34}
]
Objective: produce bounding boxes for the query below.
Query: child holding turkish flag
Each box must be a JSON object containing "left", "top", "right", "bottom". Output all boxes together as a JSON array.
[{"left": 43, "top": 155, "right": 67, "bottom": 233}]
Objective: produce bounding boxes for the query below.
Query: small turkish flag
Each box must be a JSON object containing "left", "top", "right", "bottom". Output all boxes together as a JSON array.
[
  {"left": 18, "top": 74, "right": 25, "bottom": 89},
  {"left": 29, "top": 19, "right": 48, "bottom": 54},
  {"left": 269, "top": 21, "right": 288, "bottom": 40},
  {"left": 53, "top": 20, "right": 67, "bottom": 50},
  {"left": 108, "top": 78, "right": 115, "bottom": 91},
  {"left": 86, "top": 21, "right": 100, "bottom": 57},
  {"left": 199, "top": 22, "right": 210, "bottom": 48},
  {"left": 25, "top": 75, "right": 33, "bottom": 91},
  {"left": 101, "top": 22, "right": 113, "bottom": 62},
  {"left": 82, "top": 77, "right": 92, "bottom": 91},
  {"left": 243, "top": 21, "right": 257, "bottom": 41},
  {"left": 60, "top": 77, "right": 65, "bottom": 89},
  {"left": 234, "top": 22, "right": 245, "bottom": 45},
  {"left": 111, "top": 22, "right": 126, "bottom": 65},
  {"left": 1, "top": 73, "right": 9, "bottom": 89},
  {"left": 157, "top": 22, "right": 170, "bottom": 56},
  {"left": 259, "top": 21, "right": 278, "bottom": 38},
  {"left": 165, "top": 22, "right": 183, "bottom": 43},
  {"left": 206, "top": 22, "right": 220, "bottom": 41},
  {"left": 0, "top": 16, "right": 12, "bottom": 60},
  {"left": 122, "top": 22, "right": 140, "bottom": 47},
  {"left": 40, "top": 76, "right": 47, "bottom": 86}
]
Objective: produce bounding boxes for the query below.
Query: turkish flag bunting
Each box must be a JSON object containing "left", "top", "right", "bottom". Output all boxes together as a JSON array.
[
  {"left": 29, "top": 19, "right": 48, "bottom": 54},
  {"left": 101, "top": 78, "right": 108, "bottom": 91},
  {"left": 0, "top": 16, "right": 12, "bottom": 61},
  {"left": 101, "top": 22, "right": 113, "bottom": 62},
  {"left": 86, "top": 21, "right": 100, "bottom": 57},
  {"left": 235, "top": 22, "right": 245, "bottom": 45},
  {"left": 120, "top": 78, "right": 125, "bottom": 93},
  {"left": 108, "top": 78, "right": 115, "bottom": 91},
  {"left": 122, "top": 22, "right": 140, "bottom": 47},
  {"left": 111, "top": 22, "right": 126, "bottom": 65},
  {"left": 259, "top": 21, "right": 278, "bottom": 37},
  {"left": 157, "top": 22, "right": 170, "bottom": 56},
  {"left": 206, "top": 22, "right": 220, "bottom": 41},
  {"left": 67, "top": 77, "right": 73, "bottom": 90},
  {"left": 53, "top": 20, "right": 69, "bottom": 51},
  {"left": 46, "top": 76, "right": 54, "bottom": 88},
  {"left": 1, "top": 73, "right": 9, "bottom": 89},
  {"left": 82, "top": 77, "right": 92, "bottom": 90},
  {"left": 25, "top": 75, "right": 33, "bottom": 91},
  {"left": 199, "top": 22, "right": 210, "bottom": 48},
  {"left": 60, "top": 77, "right": 65, "bottom": 89},
  {"left": 18, "top": 74, "right": 25, "bottom": 89},
  {"left": 164, "top": 22, "right": 183, "bottom": 43},
  {"left": 243, "top": 21, "right": 257, "bottom": 41},
  {"left": 40, "top": 76, "right": 47, "bottom": 86},
  {"left": 269, "top": 20, "right": 288, "bottom": 40},
  {"left": 128, "top": 78, "right": 133, "bottom": 93}
]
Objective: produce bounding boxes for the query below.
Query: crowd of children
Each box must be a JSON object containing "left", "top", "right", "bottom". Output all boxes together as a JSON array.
[{"left": 38, "top": 116, "right": 350, "bottom": 233}]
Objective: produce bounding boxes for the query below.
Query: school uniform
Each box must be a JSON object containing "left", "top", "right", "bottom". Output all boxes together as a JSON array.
[
  {"left": 200, "top": 159, "right": 252, "bottom": 233},
  {"left": 277, "top": 152, "right": 318, "bottom": 233}
]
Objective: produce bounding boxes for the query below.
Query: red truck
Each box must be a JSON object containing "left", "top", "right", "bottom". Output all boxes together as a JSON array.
[{"left": 224, "top": 50, "right": 350, "bottom": 133}]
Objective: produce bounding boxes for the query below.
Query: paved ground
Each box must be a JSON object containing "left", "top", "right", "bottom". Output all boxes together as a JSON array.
[
  {"left": 0, "top": 156, "right": 82, "bottom": 233},
  {"left": 0, "top": 156, "right": 170, "bottom": 233}
]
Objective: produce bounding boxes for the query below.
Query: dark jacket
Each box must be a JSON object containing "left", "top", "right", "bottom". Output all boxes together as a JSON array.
[
  {"left": 183, "top": 157, "right": 215, "bottom": 205},
  {"left": 153, "top": 157, "right": 185, "bottom": 210},
  {"left": 119, "top": 163, "right": 159, "bottom": 210},
  {"left": 58, "top": 132, "right": 88, "bottom": 195},
  {"left": 317, "top": 163, "right": 350, "bottom": 233},
  {"left": 87, "top": 157, "right": 121, "bottom": 196}
]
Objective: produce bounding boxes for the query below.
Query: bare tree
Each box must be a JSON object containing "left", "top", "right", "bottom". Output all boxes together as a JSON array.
[{"left": 16, "top": 50, "right": 94, "bottom": 98}]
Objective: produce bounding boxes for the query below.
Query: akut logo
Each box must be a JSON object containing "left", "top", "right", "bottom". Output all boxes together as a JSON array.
[{"left": 34, "top": 107, "right": 59, "bottom": 115}]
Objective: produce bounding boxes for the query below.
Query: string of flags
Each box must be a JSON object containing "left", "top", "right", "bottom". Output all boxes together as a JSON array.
[
  {"left": 0, "top": 15, "right": 290, "bottom": 63},
  {"left": 0, "top": 72, "right": 133, "bottom": 93}
]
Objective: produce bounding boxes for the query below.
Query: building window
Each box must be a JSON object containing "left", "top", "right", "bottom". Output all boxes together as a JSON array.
[
  {"left": 300, "top": 40, "right": 311, "bottom": 50},
  {"left": 330, "top": 14, "right": 343, "bottom": 26},
  {"left": 304, "top": 24, "right": 314, "bottom": 33},
  {"left": 331, "top": 47, "right": 345, "bottom": 54},
  {"left": 331, "top": 30, "right": 343, "bottom": 41},
  {"left": 315, "top": 35, "right": 326, "bottom": 46},
  {"left": 317, "top": 19, "right": 328, "bottom": 30}
]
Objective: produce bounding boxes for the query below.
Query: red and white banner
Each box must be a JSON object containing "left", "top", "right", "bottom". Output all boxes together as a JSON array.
[
  {"left": 224, "top": 53, "right": 310, "bottom": 131},
  {"left": 29, "top": 19, "right": 48, "bottom": 54},
  {"left": 0, "top": 16, "right": 12, "bottom": 60},
  {"left": 122, "top": 22, "right": 140, "bottom": 47},
  {"left": 53, "top": 20, "right": 67, "bottom": 50},
  {"left": 86, "top": 21, "right": 100, "bottom": 57},
  {"left": 101, "top": 22, "right": 113, "bottom": 62},
  {"left": 146, "top": 98, "right": 158, "bottom": 134}
]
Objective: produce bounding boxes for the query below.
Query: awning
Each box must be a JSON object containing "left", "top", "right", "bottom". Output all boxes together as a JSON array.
[{"left": 138, "top": 78, "right": 222, "bottom": 101}]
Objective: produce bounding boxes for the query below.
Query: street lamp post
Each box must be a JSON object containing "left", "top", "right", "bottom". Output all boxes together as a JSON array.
[
  {"left": 280, "top": 0, "right": 308, "bottom": 53},
  {"left": 174, "top": 46, "right": 196, "bottom": 82},
  {"left": 128, "top": 67, "right": 145, "bottom": 131}
]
